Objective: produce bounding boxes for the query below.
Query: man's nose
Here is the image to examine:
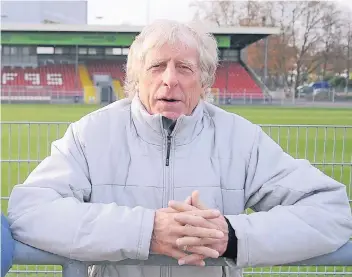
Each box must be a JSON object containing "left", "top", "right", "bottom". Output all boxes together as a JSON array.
[{"left": 162, "top": 64, "right": 178, "bottom": 88}]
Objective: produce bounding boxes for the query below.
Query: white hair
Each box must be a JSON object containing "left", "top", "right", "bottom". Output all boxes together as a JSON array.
[{"left": 124, "top": 19, "right": 219, "bottom": 98}]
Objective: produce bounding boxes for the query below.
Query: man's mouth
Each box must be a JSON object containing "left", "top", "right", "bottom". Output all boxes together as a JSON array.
[{"left": 159, "top": 98, "right": 180, "bottom": 102}]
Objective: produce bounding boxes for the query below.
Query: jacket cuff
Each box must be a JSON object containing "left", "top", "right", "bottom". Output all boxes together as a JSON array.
[
  {"left": 222, "top": 216, "right": 238, "bottom": 260},
  {"left": 223, "top": 214, "right": 250, "bottom": 267},
  {"left": 136, "top": 208, "right": 155, "bottom": 260}
]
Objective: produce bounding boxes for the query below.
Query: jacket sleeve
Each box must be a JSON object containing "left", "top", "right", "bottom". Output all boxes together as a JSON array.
[
  {"left": 226, "top": 124, "right": 352, "bottom": 267},
  {"left": 7, "top": 123, "right": 155, "bottom": 262}
]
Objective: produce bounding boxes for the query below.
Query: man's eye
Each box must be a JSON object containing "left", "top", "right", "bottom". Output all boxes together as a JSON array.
[
  {"left": 150, "top": 64, "right": 163, "bottom": 70},
  {"left": 180, "top": 65, "right": 192, "bottom": 71}
]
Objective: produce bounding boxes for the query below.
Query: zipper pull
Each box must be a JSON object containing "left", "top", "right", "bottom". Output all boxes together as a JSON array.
[{"left": 166, "top": 135, "right": 172, "bottom": 166}]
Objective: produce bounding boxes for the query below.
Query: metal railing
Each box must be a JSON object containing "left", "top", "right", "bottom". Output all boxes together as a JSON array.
[
  {"left": 2, "top": 87, "right": 352, "bottom": 106},
  {"left": 2, "top": 123, "right": 350, "bottom": 202},
  {"left": 0, "top": 86, "right": 84, "bottom": 104},
  {"left": 12, "top": 240, "right": 352, "bottom": 277},
  {"left": 2, "top": 122, "right": 352, "bottom": 276}
]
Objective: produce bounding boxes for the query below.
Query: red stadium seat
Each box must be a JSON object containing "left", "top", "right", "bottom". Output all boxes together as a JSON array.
[
  {"left": 86, "top": 60, "right": 125, "bottom": 81},
  {"left": 1, "top": 61, "right": 264, "bottom": 101},
  {"left": 213, "top": 62, "right": 264, "bottom": 100},
  {"left": 1, "top": 65, "right": 83, "bottom": 98}
]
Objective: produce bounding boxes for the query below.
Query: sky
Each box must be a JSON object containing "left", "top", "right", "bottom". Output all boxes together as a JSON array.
[
  {"left": 87, "top": 0, "right": 352, "bottom": 26},
  {"left": 88, "top": 0, "right": 195, "bottom": 25}
]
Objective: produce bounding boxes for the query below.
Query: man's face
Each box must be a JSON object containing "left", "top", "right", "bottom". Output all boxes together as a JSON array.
[{"left": 138, "top": 43, "right": 204, "bottom": 120}]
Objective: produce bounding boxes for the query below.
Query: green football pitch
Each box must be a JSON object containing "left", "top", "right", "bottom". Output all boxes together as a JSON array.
[{"left": 1, "top": 103, "right": 352, "bottom": 277}]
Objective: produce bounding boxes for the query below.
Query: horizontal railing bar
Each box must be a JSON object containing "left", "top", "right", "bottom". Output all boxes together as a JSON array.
[
  {"left": 1, "top": 159, "right": 43, "bottom": 163},
  {"left": 312, "top": 162, "right": 352, "bottom": 166},
  {"left": 1, "top": 121, "right": 72, "bottom": 124},
  {"left": 259, "top": 124, "right": 352, "bottom": 128},
  {"left": 8, "top": 271, "right": 348, "bottom": 275},
  {"left": 1, "top": 122, "right": 352, "bottom": 128},
  {"left": 241, "top": 273, "right": 350, "bottom": 275},
  {"left": 13, "top": 240, "right": 352, "bottom": 268},
  {"left": 10, "top": 270, "right": 62, "bottom": 273},
  {"left": 8, "top": 269, "right": 349, "bottom": 274}
]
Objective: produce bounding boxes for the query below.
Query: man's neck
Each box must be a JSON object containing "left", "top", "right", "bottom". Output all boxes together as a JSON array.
[{"left": 161, "top": 116, "right": 177, "bottom": 134}]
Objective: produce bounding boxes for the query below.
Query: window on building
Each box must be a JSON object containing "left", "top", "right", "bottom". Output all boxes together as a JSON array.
[
  {"left": 22, "top": 47, "right": 30, "bottom": 55},
  {"left": 37, "top": 47, "right": 54, "bottom": 54},
  {"left": 88, "top": 48, "right": 97, "bottom": 55},
  {"left": 55, "top": 47, "right": 63, "bottom": 54},
  {"left": 79, "top": 48, "right": 87, "bottom": 55},
  {"left": 3, "top": 46, "right": 10, "bottom": 56}
]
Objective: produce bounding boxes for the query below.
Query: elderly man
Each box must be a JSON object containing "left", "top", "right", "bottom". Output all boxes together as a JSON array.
[{"left": 8, "top": 19, "right": 352, "bottom": 277}]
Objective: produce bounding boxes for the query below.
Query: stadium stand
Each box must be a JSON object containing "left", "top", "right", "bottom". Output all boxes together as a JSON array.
[
  {"left": 214, "top": 62, "right": 264, "bottom": 100},
  {"left": 1, "top": 62, "right": 264, "bottom": 101},
  {"left": 0, "top": 61, "right": 266, "bottom": 102},
  {"left": 1, "top": 64, "right": 83, "bottom": 100},
  {"left": 86, "top": 60, "right": 125, "bottom": 81},
  {"left": 1, "top": 24, "right": 278, "bottom": 104}
]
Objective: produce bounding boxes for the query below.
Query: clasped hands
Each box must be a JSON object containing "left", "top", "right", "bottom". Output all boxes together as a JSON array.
[{"left": 151, "top": 191, "right": 229, "bottom": 266}]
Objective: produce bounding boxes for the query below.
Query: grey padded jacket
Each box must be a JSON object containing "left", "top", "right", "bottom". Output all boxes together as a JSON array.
[{"left": 8, "top": 96, "right": 352, "bottom": 277}]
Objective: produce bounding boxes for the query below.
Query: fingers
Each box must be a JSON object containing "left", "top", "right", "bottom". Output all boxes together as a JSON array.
[
  {"left": 191, "top": 191, "right": 207, "bottom": 210},
  {"left": 169, "top": 200, "right": 195, "bottom": 212},
  {"left": 174, "top": 213, "right": 219, "bottom": 229},
  {"left": 169, "top": 200, "right": 220, "bottom": 218},
  {"left": 168, "top": 248, "right": 205, "bottom": 266},
  {"left": 168, "top": 247, "right": 188, "bottom": 260},
  {"left": 173, "top": 224, "right": 224, "bottom": 239},
  {"left": 162, "top": 204, "right": 219, "bottom": 220},
  {"left": 184, "top": 196, "right": 192, "bottom": 205},
  {"left": 176, "top": 236, "right": 220, "bottom": 247},
  {"left": 158, "top": 207, "right": 178, "bottom": 213},
  {"left": 169, "top": 202, "right": 220, "bottom": 219},
  {"left": 184, "top": 209, "right": 221, "bottom": 219},
  {"left": 179, "top": 254, "right": 206, "bottom": 266},
  {"left": 185, "top": 246, "right": 219, "bottom": 259}
]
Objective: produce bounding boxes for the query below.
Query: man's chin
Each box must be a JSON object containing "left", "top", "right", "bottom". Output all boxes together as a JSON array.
[{"left": 160, "top": 111, "right": 183, "bottom": 120}]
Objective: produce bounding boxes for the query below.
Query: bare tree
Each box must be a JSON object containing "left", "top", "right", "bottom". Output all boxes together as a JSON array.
[
  {"left": 190, "top": 0, "right": 346, "bottom": 95},
  {"left": 270, "top": 1, "right": 301, "bottom": 89},
  {"left": 189, "top": 1, "right": 239, "bottom": 26},
  {"left": 317, "top": 3, "right": 342, "bottom": 78},
  {"left": 340, "top": 14, "right": 352, "bottom": 90},
  {"left": 189, "top": 0, "right": 274, "bottom": 27},
  {"left": 262, "top": 1, "right": 338, "bottom": 94}
]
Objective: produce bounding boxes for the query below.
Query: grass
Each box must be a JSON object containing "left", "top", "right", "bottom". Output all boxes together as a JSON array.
[{"left": 1, "top": 103, "right": 352, "bottom": 277}]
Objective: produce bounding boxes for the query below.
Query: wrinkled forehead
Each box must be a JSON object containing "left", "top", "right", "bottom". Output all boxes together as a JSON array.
[
  {"left": 140, "top": 26, "right": 200, "bottom": 66},
  {"left": 144, "top": 43, "right": 199, "bottom": 67}
]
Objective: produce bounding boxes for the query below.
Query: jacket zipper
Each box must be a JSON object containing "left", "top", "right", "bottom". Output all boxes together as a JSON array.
[
  {"left": 163, "top": 125, "right": 174, "bottom": 277},
  {"left": 165, "top": 134, "right": 172, "bottom": 166}
]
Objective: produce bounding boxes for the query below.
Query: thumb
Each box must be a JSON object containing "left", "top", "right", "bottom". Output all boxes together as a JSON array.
[{"left": 191, "top": 190, "right": 207, "bottom": 210}]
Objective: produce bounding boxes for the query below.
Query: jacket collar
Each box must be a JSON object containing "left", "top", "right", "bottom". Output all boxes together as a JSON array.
[{"left": 130, "top": 95, "right": 205, "bottom": 145}]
